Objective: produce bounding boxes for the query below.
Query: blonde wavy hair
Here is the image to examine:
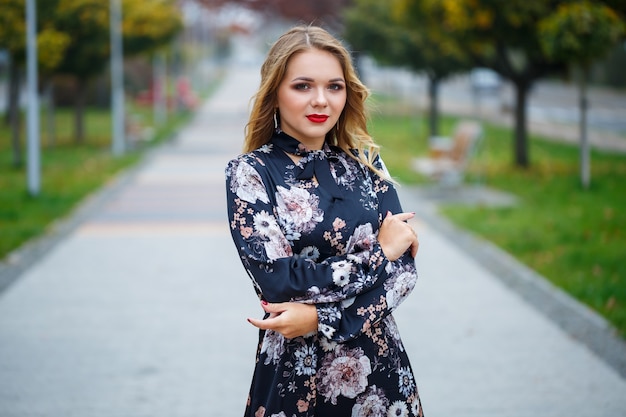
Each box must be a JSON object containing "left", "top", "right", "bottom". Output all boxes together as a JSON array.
[{"left": 244, "top": 25, "right": 388, "bottom": 180}]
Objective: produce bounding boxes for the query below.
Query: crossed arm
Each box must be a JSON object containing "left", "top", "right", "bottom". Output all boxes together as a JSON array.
[
  {"left": 226, "top": 157, "right": 419, "bottom": 341},
  {"left": 247, "top": 211, "right": 419, "bottom": 339}
]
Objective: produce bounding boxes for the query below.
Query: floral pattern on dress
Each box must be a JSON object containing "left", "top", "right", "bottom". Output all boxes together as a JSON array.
[
  {"left": 275, "top": 185, "right": 324, "bottom": 240},
  {"left": 317, "top": 345, "right": 372, "bottom": 405},
  {"left": 226, "top": 132, "right": 424, "bottom": 417}
]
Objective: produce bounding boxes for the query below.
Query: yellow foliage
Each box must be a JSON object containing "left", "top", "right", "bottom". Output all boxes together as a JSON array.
[
  {"left": 57, "top": 0, "right": 109, "bottom": 28},
  {"left": 37, "top": 28, "right": 70, "bottom": 72},
  {"left": 441, "top": 0, "right": 471, "bottom": 30},
  {"left": 0, "top": 0, "right": 26, "bottom": 51},
  {"left": 438, "top": 0, "right": 492, "bottom": 31},
  {"left": 474, "top": 9, "right": 493, "bottom": 29},
  {"left": 539, "top": 0, "right": 625, "bottom": 63},
  {"left": 122, "top": 0, "right": 183, "bottom": 40}
]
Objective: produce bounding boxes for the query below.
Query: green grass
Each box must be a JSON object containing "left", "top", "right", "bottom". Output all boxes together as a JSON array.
[
  {"left": 0, "top": 142, "right": 139, "bottom": 257},
  {"left": 368, "top": 98, "right": 626, "bottom": 337},
  {"left": 0, "top": 104, "right": 194, "bottom": 260},
  {"left": 1, "top": 74, "right": 223, "bottom": 261}
]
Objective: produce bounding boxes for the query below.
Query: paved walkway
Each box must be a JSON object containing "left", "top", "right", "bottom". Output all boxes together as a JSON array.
[{"left": 1, "top": 63, "right": 626, "bottom": 417}]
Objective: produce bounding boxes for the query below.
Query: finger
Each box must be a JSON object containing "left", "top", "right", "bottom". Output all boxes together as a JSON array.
[
  {"left": 392, "top": 212, "right": 416, "bottom": 222},
  {"left": 247, "top": 316, "right": 280, "bottom": 331},
  {"left": 410, "top": 238, "right": 419, "bottom": 258}
]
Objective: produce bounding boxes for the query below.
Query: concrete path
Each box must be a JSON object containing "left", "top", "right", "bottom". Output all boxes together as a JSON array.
[{"left": 1, "top": 62, "right": 625, "bottom": 417}]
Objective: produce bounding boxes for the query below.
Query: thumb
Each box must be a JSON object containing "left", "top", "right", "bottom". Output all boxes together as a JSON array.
[{"left": 393, "top": 212, "right": 415, "bottom": 222}]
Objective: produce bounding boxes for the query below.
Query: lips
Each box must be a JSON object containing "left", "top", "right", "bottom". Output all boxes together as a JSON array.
[{"left": 306, "top": 114, "right": 329, "bottom": 123}]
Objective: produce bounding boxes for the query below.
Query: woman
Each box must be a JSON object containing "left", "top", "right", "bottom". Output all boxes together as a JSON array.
[{"left": 225, "top": 25, "right": 423, "bottom": 417}]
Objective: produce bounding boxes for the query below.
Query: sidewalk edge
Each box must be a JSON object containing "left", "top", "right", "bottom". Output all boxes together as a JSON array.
[
  {"left": 0, "top": 145, "right": 162, "bottom": 296},
  {"left": 400, "top": 186, "right": 626, "bottom": 381}
]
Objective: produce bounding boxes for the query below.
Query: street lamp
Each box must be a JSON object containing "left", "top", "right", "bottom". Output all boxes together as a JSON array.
[{"left": 25, "top": 0, "right": 40, "bottom": 196}]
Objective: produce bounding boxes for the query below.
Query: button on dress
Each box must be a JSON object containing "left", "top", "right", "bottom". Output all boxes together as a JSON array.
[{"left": 225, "top": 131, "right": 424, "bottom": 417}]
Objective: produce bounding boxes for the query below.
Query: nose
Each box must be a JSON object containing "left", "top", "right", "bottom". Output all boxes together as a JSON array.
[{"left": 311, "top": 88, "right": 328, "bottom": 107}]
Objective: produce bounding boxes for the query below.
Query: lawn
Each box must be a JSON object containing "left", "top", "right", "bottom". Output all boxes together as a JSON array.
[
  {"left": 0, "top": 70, "right": 223, "bottom": 263},
  {"left": 0, "top": 103, "right": 193, "bottom": 261},
  {"left": 367, "top": 99, "right": 626, "bottom": 338}
]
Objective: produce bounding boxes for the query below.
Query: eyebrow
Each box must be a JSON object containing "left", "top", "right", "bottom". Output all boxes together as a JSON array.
[{"left": 291, "top": 76, "right": 345, "bottom": 83}]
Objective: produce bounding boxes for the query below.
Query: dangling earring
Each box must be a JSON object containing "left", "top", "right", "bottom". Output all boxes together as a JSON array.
[{"left": 273, "top": 109, "right": 279, "bottom": 131}]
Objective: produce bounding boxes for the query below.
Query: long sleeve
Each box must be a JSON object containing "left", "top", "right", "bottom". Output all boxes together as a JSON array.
[
  {"left": 316, "top": 163, "right": 418, "bottom": 342},
  {"left": 317, "top": 252, "right": 417, "bottom": 342},
  {"left": 226, "top": 155, "right": 392, "bottom": 304}
]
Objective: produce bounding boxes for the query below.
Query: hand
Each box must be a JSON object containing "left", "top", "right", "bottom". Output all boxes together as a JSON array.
[
  {"left": 378, "top": 211, "right": 419, "bottom": 261},
  {"left": 247, "top": 301, "right": 318, "bottom": 339}
]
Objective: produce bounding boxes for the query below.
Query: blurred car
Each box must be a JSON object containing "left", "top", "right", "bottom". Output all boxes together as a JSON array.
[{"left": 470, "top": 68, "right": 501, "bottom": 93}]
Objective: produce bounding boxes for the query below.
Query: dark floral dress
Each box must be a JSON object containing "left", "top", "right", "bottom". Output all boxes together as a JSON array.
[{"left": 225, "top": 131, "right": 424, "bottom": 417}]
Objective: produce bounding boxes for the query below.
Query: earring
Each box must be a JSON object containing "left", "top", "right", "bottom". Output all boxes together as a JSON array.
[{"left": 273, "top": 110, "right": 279, "bottom": 130}]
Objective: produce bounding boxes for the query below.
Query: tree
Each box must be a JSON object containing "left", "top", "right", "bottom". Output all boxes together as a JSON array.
[
  {"left": 123, "top": 0, "right": 183, "bottom": 56},
  {"left": 0, "top": 0, "right": 69, "bottom": 167},
  {"left": 394, "top": 0, "right": 626, "bottom": 168},
  {"left": 344, "top": 0, "right": 423, "bottom": 77},
  {"left": 0, "top": 0, "right": 28, "bottom": 167},
  {"left": 344, "top": 0, "right": 470, "bottom": 138},
  {"left": 53, "top": 0, "right": 111, "bottom": 144},
  {"left": 54, "top": 0, "right": 182, "bottom": 144},
  {"left": 412, "top": 0, "right": 574, "bottom": 168},
  {"left": 539, "top": 1, "right": 624, "bottom": 188}
]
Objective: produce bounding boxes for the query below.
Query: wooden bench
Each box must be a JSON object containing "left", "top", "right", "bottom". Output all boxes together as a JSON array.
[{"left": 412, "top": 120, "right": 483, "bottom": 186}]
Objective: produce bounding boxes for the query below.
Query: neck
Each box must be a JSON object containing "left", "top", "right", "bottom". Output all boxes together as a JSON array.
[
  {"left": 300, "top": 139, "right": 324, "bottom": 151},
  {"left": 280, "top": 129, "right": 324, "bottom": 151}
]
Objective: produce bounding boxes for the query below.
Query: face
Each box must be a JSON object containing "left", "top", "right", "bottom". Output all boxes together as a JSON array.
[{"left": 276, "top": 49, "right": 347, "bottom": 150}]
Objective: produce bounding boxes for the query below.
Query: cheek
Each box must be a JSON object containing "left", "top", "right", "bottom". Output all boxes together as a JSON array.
[
  {"left": 332, "top": 92, "right": 347, "bottom": 110},
  {"left": 278, "top": 91, "right": 306, "bottom": 114}
]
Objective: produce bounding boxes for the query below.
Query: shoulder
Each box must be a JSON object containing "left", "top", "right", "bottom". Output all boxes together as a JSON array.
[
  {"left": 225, "top": 146, "right": 276, "bottom": 205},
  {"left": 372, "top": 153, "right": 391, "bottom": 177},
  {"left": 225, "top": 143, "right": 275, "bottom": 176},
  {"left": 346, "top": 148, "right": 390, "bottom": 179}
]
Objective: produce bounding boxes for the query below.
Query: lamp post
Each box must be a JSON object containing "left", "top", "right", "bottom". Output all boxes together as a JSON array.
[
  {"left": 25, "top": 0, "right": 40, "bottom": 196},
  {"left": 110, "top": 0, "right": 125, "bottom": 155}
]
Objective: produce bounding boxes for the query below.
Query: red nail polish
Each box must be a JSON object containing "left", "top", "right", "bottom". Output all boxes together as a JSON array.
[{"left": 261, "top": 300, "right": 268, "bottom": 305}]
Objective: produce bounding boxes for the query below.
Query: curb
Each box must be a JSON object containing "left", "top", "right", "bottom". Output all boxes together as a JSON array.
[
  {"left": 0, "top": 141, "right": 168, "bottom": 297},
  {"left": 400, "top": 185, "right": 626, "bottom": 380}
]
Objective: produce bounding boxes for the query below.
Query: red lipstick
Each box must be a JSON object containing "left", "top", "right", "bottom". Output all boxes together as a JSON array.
[{"left": 306, "top": 114, "right": 329, "bottom": 123}]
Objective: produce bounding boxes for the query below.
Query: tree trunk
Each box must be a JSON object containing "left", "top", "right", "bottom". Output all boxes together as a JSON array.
[
  {"left": 579, "top": 66, "right": 590, "bottom": 189},
  {"left": 74, "top": 79, "right": 87, "bottom": 144},
  {"left": 8, "top": 60, "right": 23, "bottom": 168},
  {"left": 4, "top": 62, "right": 12, "bottom": 127},
  {"left": 513, "top": 80, "right": 530, "bottom": 168},
  {"left": 427, "top": 75, "right": 440, "bottom": 138}
]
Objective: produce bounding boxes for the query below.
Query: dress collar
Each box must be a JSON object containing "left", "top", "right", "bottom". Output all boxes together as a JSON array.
[
  {"left": 270, "top": 130, "right": 328, "bottom": 157},
  {"left": 270, "top": 130, "right": 343, "bottom": 201}
]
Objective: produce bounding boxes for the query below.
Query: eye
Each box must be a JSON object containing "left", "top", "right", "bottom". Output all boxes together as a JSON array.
[
  {"left": 328, "top": 83, "right": 344, "bottom": 91},
  {"left": 294, "top": 83, "right": 310, "bottom": 90}
]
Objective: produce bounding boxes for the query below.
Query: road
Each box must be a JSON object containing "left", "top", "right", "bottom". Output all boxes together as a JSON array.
[{"left": 360, "top": 59, "right": 626, "bottom": 152}]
